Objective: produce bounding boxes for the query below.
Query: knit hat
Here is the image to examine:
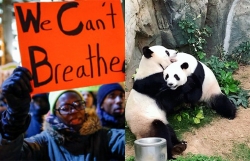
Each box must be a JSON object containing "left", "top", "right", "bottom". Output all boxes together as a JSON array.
[
  {"left": 49, "top": 89, "right": 84, "bottom": 115},
  {"left": 97, "top": 83, "right": 125, "bottom": 109}
]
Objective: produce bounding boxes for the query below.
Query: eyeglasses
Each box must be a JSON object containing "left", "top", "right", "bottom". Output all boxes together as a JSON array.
[{"left": 55, "top": 100, "right": 86, "bottom": 115}]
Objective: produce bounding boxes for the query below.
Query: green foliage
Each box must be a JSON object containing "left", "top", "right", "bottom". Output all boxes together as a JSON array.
[
  {"left": 125, "top": 122, "right": 136, "bottom": 146},
  {"left": 227, "top": 41, "right": 250, "bottom": 64},
  {"left": 178, "top": 17, "right": 241, "bottom": 96},
  {"left": 204, "top": 56, "right": 250, "bottom": 108},
  {"left": 168, "top": 106, "right": 216, "bottom": 138},
  {"left": 125, "top": 156, "right": 135, "bottom": 161},
  {"left": 174, "top": 106, "right": 205, "bottom": 125},
  {"left": 227, "top": 143, "right": 250, "bottom": 161},
  {"left": 178, "top": 15, "right": 212, "bottom": 61},
  {"left": 228, "top": 89, "right": 250, "bottom": 108},
  {"left": 169, "top": 153, "right": 226, "bottom": 161},
  {"left": 178, "top": 17, "right": 249, "bottom": 110},
  {"left": 205, "top": 55, "right": 239, "bottom": 73},
  {"left": 193, "top": 108, "right": 205, "bottom": 124},
  {"left": 205, "top": 56, "right": 240, "bottom": 95}
]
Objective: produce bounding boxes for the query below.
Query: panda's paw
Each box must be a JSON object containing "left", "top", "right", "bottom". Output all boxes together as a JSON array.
[
  {"left": 181, "top": 140, "right": 187, "bottom": 145},
  {"left": 171, "top": 141, "right": 187, "bottom": 155}
]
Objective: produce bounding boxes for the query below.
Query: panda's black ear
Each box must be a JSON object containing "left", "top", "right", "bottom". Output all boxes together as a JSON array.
[
  {"left": 142, "top": 46, "right": 153, "bottom": 58},
  {"left": 181, "top": 62, "right": 189, "bottom": 69}
]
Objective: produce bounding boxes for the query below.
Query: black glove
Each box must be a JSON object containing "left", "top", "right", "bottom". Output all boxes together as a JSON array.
[{"left": 0, "top": 67, "right": 33, "bottom": 140}]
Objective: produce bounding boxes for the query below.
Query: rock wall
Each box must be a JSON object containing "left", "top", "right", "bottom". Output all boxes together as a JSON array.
[
  {"left": 125, "top": 0, "right": 162, "bottom": 90},
  {"left": 227, "top": 0, "right": 250, "bottom": 54},
  {"left": 125, "top": 0, "right": 250, "bottom": 91}
]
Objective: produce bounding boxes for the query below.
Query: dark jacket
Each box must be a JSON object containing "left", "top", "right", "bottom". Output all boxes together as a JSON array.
[
  {"left": 0, "top": 110, "right": 125, "bottom": 161},
  {"left": 25, "top": 102, "right": 45, "bottom": 138},
  {"left": 96, "top": 108, "right": 125, "bottom": 129}
]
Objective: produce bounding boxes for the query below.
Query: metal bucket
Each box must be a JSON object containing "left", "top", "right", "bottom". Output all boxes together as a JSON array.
[{"left": 134, "top": 137, "right": 167, "bottom": 161}]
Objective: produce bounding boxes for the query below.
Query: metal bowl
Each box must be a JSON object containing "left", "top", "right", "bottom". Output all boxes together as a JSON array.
[{"left": 134, "top": 137, "right": 167, "bottom": 161}]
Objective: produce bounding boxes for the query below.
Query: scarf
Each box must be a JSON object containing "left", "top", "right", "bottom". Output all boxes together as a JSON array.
[
  {"left": 96, "top": 108, "right": 125, "bottom": 129},
  {"left": 44, "top": 110, "right": 101, "bottom": 145}
]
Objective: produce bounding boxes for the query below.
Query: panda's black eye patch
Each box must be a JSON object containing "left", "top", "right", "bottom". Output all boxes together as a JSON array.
[
  {"left": 165, "top": 50, "right": 170, "bottom": 56},
  {"left": 165, "top": 74, "right": 169, "bottom": 80},
  {"left": 174, "top": 74, "right": 180, "bottom": 80}
]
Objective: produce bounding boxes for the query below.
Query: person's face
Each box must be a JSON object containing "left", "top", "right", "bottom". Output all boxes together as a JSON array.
[
  {"left": 81, "top": 91, "right": 94, "bottom": 108},
  {"left": 55, "top": 92, "right": 86, "bottom": 131},
  {"left": 101, "top": 90, "right": 125, "bottom": 116}
]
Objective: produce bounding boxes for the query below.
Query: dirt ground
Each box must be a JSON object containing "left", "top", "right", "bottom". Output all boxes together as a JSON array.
[{"left": 125, "top": 65, "right": 250, "bottom": 159}]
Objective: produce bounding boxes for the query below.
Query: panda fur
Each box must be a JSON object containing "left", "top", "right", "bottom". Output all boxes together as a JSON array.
[
  {"left": 155, "top": 62, "right": 200, "bottom": 114},
  {"left": 125, "top": 45, "right": 187, "bottom": 159},
  {"left": 163, "top": 52, "right": 236, "bottom": 119}
]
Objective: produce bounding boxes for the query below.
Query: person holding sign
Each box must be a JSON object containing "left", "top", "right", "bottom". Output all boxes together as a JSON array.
[
  {"left": 0, "top": 67, "right": 125, "bottom": 161},
  {"left": 96, "top": 83, "right": 125, "bottom": 129},
  {"left": 14, "top": 0, "right": 125, "bottom": 94}
]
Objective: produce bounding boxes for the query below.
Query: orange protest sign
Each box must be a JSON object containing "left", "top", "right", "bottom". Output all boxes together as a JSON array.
[{"left": 14, "top": 0, "right": 124, "bottom": 94}]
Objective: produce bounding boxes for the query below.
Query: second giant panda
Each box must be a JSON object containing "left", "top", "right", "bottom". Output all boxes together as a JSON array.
[
  {"left": 162, "top": 52, "right": 236, "bottom": 119},
  {"left": 125, "top": 45, "right": 187, "bottom": 160}
]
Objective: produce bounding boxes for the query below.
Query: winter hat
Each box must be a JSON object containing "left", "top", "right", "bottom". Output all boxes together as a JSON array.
[
  {"left": 97, "top": 83, "right": 125, "bottom": 109},
  {"left": 49, "top": 89, "right": 84, "bottom": 115}
]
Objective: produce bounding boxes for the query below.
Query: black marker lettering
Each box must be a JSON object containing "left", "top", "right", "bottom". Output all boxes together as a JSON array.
[
  {"left": 86, "top": 44, "right": 96, "bottom": 78},
  {"left": 106, "top": 3, "right": 116, "bottom": 28},
  {"left": 110, "top": 57, "right": 122, "bottom": 72},
  {"left": 15, "top": 3, "right": 41, "bottom": 33},
  {"left": 55, "top": 64, "right": 61, "bottom": 84},
  {"left": 76, "top": 65, "right": 90, "bottom": 78},
  {"left": 29, "top": 46, "right": 52, "bottom": 87},
  {"left": 96, "top": 43, "right": 107, "bottom": 76},
  {"left": 86, "top": 20, "right": 95, "bottom": 30},
  {"left": 96, "top": 19, "right": 105, "bottom": 29},
  {"left": 63, "top": 66, "right": 73, "bottom": 82},
  {"left": 41, "top": 20, "right": 52, "bottom": 31},
  {"left": 57, "top": 2, "right": 83, "bottom": 35}
]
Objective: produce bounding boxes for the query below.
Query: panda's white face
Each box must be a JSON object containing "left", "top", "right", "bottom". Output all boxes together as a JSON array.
[
  {"left": 163, "top": 62, "right": 188, "bottom": 90},
  {"left": 135, "top": 45, "right": 178, "bottom": 80},
  {"left": 149, "top": 46, "right": 178, "bottom": 69}
]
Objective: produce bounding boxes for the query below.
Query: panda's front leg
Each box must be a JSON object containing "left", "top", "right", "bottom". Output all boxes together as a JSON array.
[
  {"left": 167, "top": 124, "right": 187, "bottom": 158},
  {"left": 182, "top": 76, "right": 196, "bottom": 93},
  {"left": 182, "top": 76, "right": 202, "bottom": 104}
]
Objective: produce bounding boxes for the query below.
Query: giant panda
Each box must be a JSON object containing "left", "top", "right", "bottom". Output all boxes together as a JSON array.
[
  {"left": 162, "top": 52, "right": 236, "bottom": 119},
  {"left": 125, "top": 45, "right": 187, "bottom": 159}
]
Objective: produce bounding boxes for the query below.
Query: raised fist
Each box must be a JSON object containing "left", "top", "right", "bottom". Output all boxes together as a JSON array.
[{"left": 1, "top": 67, "right": 33, "bottom": 112}]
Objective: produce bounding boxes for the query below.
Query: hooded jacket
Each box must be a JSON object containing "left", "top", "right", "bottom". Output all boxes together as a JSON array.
[{"left": 0, "top": 108, "right": 125, "bottom": 161}]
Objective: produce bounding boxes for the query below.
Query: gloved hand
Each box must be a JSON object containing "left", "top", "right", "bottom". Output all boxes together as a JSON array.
[{"left": 0, "top": 67, "right": 33, "bottom": 140}]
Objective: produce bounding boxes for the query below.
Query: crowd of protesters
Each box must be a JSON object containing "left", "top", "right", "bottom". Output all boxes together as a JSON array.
[{"left": 0, "top": 67, "right": 125, "bottom": 160}]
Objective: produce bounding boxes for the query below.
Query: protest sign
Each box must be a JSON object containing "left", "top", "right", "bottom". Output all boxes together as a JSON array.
[{"left": 14, "top": 0, "right": 124, "bottom": 94}]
